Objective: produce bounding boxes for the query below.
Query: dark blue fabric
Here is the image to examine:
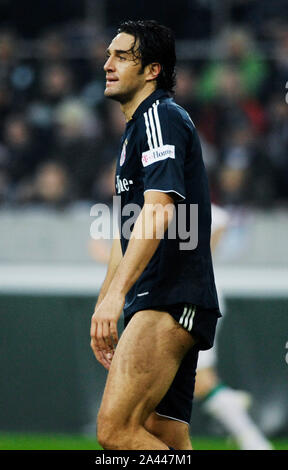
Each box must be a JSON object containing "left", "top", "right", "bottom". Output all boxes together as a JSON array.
[{"left": 115, "top": 89, "right": 219, "bottom": 317}]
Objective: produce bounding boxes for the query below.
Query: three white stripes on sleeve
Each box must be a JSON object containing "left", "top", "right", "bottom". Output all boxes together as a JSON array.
[{"left": 144, "top": 100, "right": 164, "bottom": 150}]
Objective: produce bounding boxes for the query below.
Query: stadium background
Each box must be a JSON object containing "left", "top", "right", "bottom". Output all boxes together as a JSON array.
[{"left": 0, "top": 0, "right": 287, "bottom": 450}]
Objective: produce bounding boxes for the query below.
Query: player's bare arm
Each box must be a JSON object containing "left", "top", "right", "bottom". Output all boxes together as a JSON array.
[
  {"left": 94, "top": 232, "right": 123, "bottom": 308},
  {"left": 89, "top": 233, "right": 123, "bottom": 369},
  {"left": 90, "top": 190, "right": 175, "bottom": 369}
]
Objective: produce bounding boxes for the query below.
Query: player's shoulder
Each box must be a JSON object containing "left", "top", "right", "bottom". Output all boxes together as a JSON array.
[
  {"left": 137, "top": 96, "right": 195, "bottom": 134},
  {"left": 157, "top": 98, "right": 195, "bottom": 128}
]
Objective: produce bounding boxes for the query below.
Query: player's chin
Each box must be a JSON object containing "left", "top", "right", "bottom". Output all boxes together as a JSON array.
[
  {"left": 104, "top": 88, "right": 123, "bottom": 102},
  {"left": 104, "top": 83, "right": 118, "bottom": 96}
]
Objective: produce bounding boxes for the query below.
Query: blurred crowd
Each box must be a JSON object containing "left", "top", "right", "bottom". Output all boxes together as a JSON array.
[{"left": 0, "top": 21, "right": 287, "bottom": 210}]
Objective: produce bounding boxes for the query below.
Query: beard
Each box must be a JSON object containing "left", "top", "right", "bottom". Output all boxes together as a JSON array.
[
  {"left": 104, "top": 69, "right": 144, "bottom": 104},
  {"left": 104, "top": 87, "right": 134, "bottom": 104}
]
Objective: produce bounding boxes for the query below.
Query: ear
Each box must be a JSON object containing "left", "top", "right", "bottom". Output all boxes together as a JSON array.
[{"left": 145, "top": 62, "right": 161, "bottom": 82}]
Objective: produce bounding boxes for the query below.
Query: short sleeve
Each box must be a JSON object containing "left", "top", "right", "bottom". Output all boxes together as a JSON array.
[{"left": 141, "top": 103, "right": 191, "bottom": 201}]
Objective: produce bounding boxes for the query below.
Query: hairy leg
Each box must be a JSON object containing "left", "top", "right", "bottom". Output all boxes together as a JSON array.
[{"left": 97, "top": 310, "right": 196, "bottom": 450}]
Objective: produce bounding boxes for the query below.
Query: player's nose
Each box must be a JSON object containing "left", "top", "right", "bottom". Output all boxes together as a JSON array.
[{"left": 104, "top": 55, "right": 115, "bottom": 72}]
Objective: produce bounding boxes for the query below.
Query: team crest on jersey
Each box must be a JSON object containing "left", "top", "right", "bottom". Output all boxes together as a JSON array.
[{"left": 120, "top": 138, "right": 128, "bottom": 166}]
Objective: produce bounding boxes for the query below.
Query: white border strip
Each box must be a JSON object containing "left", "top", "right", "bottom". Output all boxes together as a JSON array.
[
  {"left": 155, "top": 411, "right": 190, "bottom": 426},
  {"left": 144, "top": 188, "right": 186, "bottom": 201},
  {"left": 0, "top": 265, "right": 287, "bottom": 297}
]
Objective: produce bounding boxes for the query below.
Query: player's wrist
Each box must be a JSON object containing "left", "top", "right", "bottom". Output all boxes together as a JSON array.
[{"left": 104, "top": 285, "right": 126, "bottom": 305}]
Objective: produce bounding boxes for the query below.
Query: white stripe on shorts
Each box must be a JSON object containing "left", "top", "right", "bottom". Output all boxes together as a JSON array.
[
  {"left": 179, "top": 305, "right": 188, "bottom": 326},
  {"left": 187, "top": 306, "right": 196, "bottom": 332},
  {"left": 179, "top": 304, "right": 196, "bottom": 332}
]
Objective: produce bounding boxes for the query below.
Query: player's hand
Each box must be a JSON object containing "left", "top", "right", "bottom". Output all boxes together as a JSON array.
[{"left": 90, "top": 291, "right": 125, "bottom": 370}]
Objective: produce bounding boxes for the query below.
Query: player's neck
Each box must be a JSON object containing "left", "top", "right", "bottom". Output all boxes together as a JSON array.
[{"left": 121, "top": 83, "right": 157, "bottom": 122}]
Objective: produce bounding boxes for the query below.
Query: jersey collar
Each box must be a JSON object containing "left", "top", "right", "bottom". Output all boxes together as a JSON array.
[{"left": 131, "top": 88, "right": 170, "bottom": 121}]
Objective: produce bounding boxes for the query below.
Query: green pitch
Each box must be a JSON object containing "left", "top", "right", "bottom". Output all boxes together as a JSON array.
[{"left": 0, "top": 433, "right": 287, "bottom": 450}]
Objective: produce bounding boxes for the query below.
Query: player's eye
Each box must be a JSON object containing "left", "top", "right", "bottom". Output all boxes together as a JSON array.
[{"left": 119, "top": 56, "right": 127, "bottom": 61}]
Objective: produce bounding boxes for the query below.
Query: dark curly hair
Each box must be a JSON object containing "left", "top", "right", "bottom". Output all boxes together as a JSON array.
[{"left": 117, "top": 20, "right": 176, "bottom": 93}]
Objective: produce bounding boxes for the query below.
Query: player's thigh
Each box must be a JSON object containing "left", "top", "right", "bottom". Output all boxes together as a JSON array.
[{"left": 99, "top": 309, "right": 197, "bottom": 426}]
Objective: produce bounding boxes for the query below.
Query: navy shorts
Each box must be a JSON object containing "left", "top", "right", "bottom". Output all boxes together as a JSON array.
[{"left": 124, "top": 303, "right": 221, "bottom": 424}]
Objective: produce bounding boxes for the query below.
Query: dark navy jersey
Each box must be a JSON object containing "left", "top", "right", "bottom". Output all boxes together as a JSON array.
[{"left": 115, "top": 88, "right": 219, "bottom": 317}]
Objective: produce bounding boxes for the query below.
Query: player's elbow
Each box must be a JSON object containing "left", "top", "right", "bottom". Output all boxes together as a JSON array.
[{"left": 150, "top": 202, "right": 175, "bottom": 238}]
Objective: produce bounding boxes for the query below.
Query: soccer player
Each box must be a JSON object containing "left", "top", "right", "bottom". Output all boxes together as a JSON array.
[{"left": 90, "top": 20, "right": 221, "bottom": 450}]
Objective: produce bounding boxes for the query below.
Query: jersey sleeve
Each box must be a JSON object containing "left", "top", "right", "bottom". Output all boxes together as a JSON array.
[{"left": 140, "top": 103, "right": 191, "bottom": 201}]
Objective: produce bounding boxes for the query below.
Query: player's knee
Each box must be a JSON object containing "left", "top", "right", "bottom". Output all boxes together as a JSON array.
[
  {"left": 97, "top": 407, "right": 130, "bottom": 450},
  {"left": 144, "top": 414, "right": 192, "bottom": 450},
  {"left": 97, "top": 408, "right": 118, "bottom": 449}
]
